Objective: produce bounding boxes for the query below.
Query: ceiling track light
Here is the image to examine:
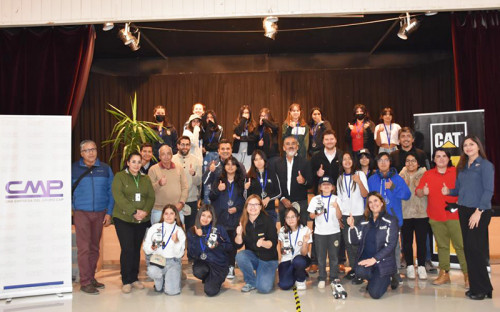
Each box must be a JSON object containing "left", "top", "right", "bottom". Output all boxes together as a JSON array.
[
  {"left": 263, "top": 16, "right": 278, "bottom": 40},
  {"left": 397, "top": 12, "right": 420, "bottom": 40},
  {"left": 129, "top": 30, "right": 141, "bottom": 51},
  {"left": 103, "top": 22, "right": 114, "bottom": 31},
  {"left": 118, "top": 23, "right": 135, "bottom": 45}
]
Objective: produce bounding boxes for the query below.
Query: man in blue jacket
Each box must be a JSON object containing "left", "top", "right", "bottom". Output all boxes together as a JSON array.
[
  {"left": 367, "top": 152, "right": 410, "bottom": 285},
  {"left": 72, "top": 140, "right": 114, "bottom": 295}
]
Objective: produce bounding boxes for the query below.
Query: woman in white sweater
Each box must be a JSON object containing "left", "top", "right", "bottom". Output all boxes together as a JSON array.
[{"left": 143, "top": 204, "right": 186, "bottom": 295}]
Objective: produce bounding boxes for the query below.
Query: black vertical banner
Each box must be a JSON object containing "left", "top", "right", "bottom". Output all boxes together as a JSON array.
[
  {"left": 414, "top": 110, "right": 485, "bottom": 166},
  {"left": 414, "top": 109, "right": 485, "bottom": 268}
]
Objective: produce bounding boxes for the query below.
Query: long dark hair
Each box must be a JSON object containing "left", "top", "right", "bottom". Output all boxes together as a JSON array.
[
  {"left": 338, "top": 151, "right": 359, "bottom": 194},
  {"left": 203, "top": 109, "right": 219, "bottom": 130},
  {"left": 379, "top": 107, "right": 395, "bottom": 123},
  {"left": 220, "top": 156, "right": 245, "bottom": 189},
  {"left": 363, "top": 192, "right": 387, "bottom": 221},
  {"left": 247, "top": 150, "right": 268, "bottom": 179},
  {"left": 357, "top": 152, "right": 375, "bottom": 174},
  {"left": 351, "top": 104, "right": 371, "bottom": 123},
  {"left": 283, "top": 207, "right": 301, "bottom": 233},
  {"left": 308, "top": 107, "right": 324, "bottom": 127},
  {"left": 456, "top": 135, "right": 488, "bottom": 172},
  {"left": 125, "top": 152, "right": 142, "bottom": 171},
  {"left": 259, "top": 108, "right": 275, "bottom": 134},
  {"left": 234, "top": 105, "right": 257, "bottom": 133},
  {"left": 193, "top": 204, "right": 217, "bottom": 232}
]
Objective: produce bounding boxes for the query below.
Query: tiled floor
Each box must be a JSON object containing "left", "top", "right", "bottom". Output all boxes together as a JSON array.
[{"left": 2, "top": 264, "right": 499, "bottom": 312}]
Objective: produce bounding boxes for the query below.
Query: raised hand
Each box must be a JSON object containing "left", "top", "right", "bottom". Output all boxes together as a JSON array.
[
  {"left": 347, "top": 213, "right": 355, "bottom": 228},
  {"left": 348, "top": 122, "right": 354, "bottom": 130},
  {"left": 352, "top": 172, "right": 361, "bottom": 184},
  {"left": 218, "top": 180, "right": 226, "bottom": 191},
  {"left": 209, "top": 160, "right": 216, "bottom": 172},
  {"left": 171, "top": 230, "right": 179, "bottom": 243},
  {"left": 236, "top": 222, "right": 243, "bottom": 236},
  {"left": 244, "top": 178, "right": 251, "bottom": 190},
  {"left": 297, "top": 170, "right": 306, "bottom": 184},
  {"left": 189, "top": 163, "right": 195, "bottom": 176},
  {"left": 303, "top": 229, "right": 312, "bottom": 242},
  {"left": 194, "top": 226, "right": 203, "bottom": 236},
  {"left": 258, "top": 138, "right": 264, "bottom": 146},
  {"left": 423, "top": 183, "right": 430, "bottom": 195},
  {"left": 441, "top": 183, "right": 449, "bottom": 195},
  {"left": 317, "top": 164, "right": 325, "bottom": 177},
  {"left": 385, "top": 178, "right": 393, "bottom": 190}
]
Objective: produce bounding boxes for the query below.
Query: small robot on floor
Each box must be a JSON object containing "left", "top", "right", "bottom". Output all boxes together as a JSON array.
[{"left": 331, "top": 279, "right": 348, "bottom": 299}]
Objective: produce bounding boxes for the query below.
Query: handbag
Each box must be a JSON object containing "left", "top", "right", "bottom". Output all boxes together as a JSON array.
[{"left": 150, "top": 253, "right": 167, "bottom": 268}]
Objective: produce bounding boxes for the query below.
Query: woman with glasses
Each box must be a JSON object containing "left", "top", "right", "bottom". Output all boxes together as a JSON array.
[{"left": 235, "top": 195, "right": 279, "bottom": 293}]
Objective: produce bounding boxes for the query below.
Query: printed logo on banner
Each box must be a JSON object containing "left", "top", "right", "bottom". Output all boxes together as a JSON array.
[
  {"left": 430, "top": 122, "right": 467, "bottom": 166},
  {"left": 4, "top": 180, "right": 64, "bottom": 202}
]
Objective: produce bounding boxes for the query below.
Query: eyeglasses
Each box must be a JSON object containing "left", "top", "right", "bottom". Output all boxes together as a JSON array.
[
  {"left": 405, "top": 159, "right": 418, "bottom": 164},
  {"left": 82, "top": 148, "right": 97, "bottom": 153},
  {"left": 247, "top": 203, "right": 261, "bottom": 208},
  {"left": 285, "top": 216, "right": 297, "bottom": 220}
]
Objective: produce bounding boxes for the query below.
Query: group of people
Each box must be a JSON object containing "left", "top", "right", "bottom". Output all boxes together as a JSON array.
[{"left": 71, "top": 102, "right": 494, "bottom": 301}]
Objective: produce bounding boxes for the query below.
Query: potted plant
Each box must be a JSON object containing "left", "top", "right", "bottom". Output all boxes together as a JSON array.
[{"left": 103, "top": 93, "right": 162, "bottom": 169}]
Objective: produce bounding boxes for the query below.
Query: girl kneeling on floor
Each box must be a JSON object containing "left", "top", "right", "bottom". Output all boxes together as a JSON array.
[
  {"left": 278, "top": 207, "right": 313, "bottom": 290},
  {"left": 143, "top": 204, "right": 185, "bottom": 295},
  {"left": 307, "top": 176, "right": 342, "bottom": 289},
  {"left": 187, "top": 204, "right": 233, "bottom": 297}
]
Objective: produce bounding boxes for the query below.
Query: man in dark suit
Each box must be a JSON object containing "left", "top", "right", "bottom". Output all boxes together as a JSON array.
[
  {"left": 310, "top": 129, "right": 342, "bottom": 194},
  {"left": 275, "top": 136, "right": 312, "bottom": 226}
]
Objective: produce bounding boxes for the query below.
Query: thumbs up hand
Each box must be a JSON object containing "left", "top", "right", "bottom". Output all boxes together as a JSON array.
[
  {"left": 347, "top": 213, "right": 355, "bottom": 228},
  {"left": 189, "top": 163, "right": 195, "bottom": 176},
  {"left": 218, "top": 180, "right": 226, "bottom": 191},
  {"left": 385, "top": 178, "right": 393, "bottom": 190},
  {"left": 297, "top": 170, "right": 306, "bottom": 184},
  {"left": 172, "top": 230, "right": 179, "bottom": 243},
  {"left": 348, "top": 122, "right": 354, "bottom": 130},
  {"left": 244, "top": 178, "right": 251, "bottom": 190},
  {"left": 352, "top": 172, "right": 361, "bottom": 184},
  {"left": 441, "top": 183, "right": 450, "bottom": 195},
  {"left": 317, "top": 164, "right": 325, "bottom": 177},
  {"left": 423, "top": 183, "right": 430, "bottom": 195},
  {"left": 236, "top": 223, "right": 243, "bottom": 236}
]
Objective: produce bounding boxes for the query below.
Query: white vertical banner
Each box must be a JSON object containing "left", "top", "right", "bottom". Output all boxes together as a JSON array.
[{"left": 0, "top": 115, "right": 72, "bottom": 299}]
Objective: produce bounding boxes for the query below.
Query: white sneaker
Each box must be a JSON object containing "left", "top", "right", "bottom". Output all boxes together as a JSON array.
[
  {"left": 227, "top": 266, "right": 235, "bottom": 279},
  {"left": 318, "top": 281, "right": 325, "bottom": 289},
  {"left": 417, "top": 266, "right": 427, "bottom": 280},
  {"left": 295, "top": 281, "right": 306, "bottom": 290},
  {"left": 406, "top": 266, "right": 416, "bottom": 279}
]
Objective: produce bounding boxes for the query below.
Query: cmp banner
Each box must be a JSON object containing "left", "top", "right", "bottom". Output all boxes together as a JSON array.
[
  {"left": 0, "top": 115, "right": 72, "bottom": 299},
  {"left": 414, "top": 109, "right": 485, "bottom": 268}
]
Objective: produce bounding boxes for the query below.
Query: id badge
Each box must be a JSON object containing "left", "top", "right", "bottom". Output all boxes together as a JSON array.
[{"left": 135, "top": 193, "right": 141, "bottom": 201}]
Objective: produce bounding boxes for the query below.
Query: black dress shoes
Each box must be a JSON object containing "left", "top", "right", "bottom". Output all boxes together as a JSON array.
[{"left": 466, "top": 290, "right": 492, "bottom": 300}]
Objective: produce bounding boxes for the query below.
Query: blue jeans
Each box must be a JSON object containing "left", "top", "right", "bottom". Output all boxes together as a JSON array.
[
  {"left": 278, "top": 255, "right": 311, "bottom": 290},
  {"left": 235, "top": 250, "right": 278, "bottom": 293},
  {"left": 147, "top": 257, "right": 182, "bottom": 295},
  {"left": 366, "top": 266, "right": 391, "bottom": 299}
]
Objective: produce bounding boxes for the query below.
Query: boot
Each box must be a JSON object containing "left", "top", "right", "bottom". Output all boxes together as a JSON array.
[
  {"left": 432, "top": 270, "right": 450, "bottom": 285},
  {"left": 464, "top": 273, "right": 469, "bottom": 290}
]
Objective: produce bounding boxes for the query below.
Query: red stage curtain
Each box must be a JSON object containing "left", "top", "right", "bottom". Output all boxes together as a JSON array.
[
  {"left": 452, "top": 12, "right": 500, "bottom": 203},
  {"left": 0, "top": 25, "right": 95, "bottom": 128}
]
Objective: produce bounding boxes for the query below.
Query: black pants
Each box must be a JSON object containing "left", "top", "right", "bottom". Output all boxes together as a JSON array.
[
  {"left": 401, "top": 217, "right": 429, "bottom": 266},
  {"left": 184, "top": 201, "right": 199, "bottom": 231},
  {"left": 226, "top": 229, "right": 237, "bottom": 267},
  {"left": 458, "top": 206, "right": 492, "bottom": 294},
  {"left": 193, "top": 260, "right": 229, "bottom": 297},
  {"left": 113, "top": 218, "right": 149, "bottom": 285}
]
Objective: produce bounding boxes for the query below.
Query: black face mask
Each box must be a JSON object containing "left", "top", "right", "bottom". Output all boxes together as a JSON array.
[
  {"left": 355, "top": 113, "right": 365, "bottom": 121},
  {"left": 208, "top": 120, "right": 215, "bottom": 128},
  {"left": 155, "top": 115, "right": 165, "bottom": 122}
]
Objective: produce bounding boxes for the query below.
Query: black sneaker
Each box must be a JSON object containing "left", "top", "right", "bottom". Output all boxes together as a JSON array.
[
  {"left": 352, "top": 277, "right": 364, "bottom": 285},
  {"left": 344, "top": 270, "right": 356, "bottom": 280},
  {"left": 390, "top": 274, "right": 400, "bottom": 290}
]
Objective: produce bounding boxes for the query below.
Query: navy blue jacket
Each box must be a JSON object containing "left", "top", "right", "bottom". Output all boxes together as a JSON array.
[
  {"left": 348, "top": 212, "right": 399, "bottom": 277},
  {"left": 209, "top": 178, "right": 245, "bottom": 230},
  {"left": 187, "top": 225, "right": 233, "bottom": 267},
  {"left": 72, "top": 158, "right": 114, "bottom": 215}
]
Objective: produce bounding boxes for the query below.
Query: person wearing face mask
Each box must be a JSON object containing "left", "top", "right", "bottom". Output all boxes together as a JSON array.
[
  {"left": 308, "top": 107, "right": 332, "bottom": 157},
  {"left": 201, "top": 110, "right": 223, "bottom": 173},
  {"left": 152, "top": 105, "right": 178, "bottom": 158},
  {"left": 255, "top": 107, "right": 280, "bottom": 168},
  {"left": 345, "top": 104, "right": 375, "bottom": 156},
  {"left": 232, "top": 105, "right": 258, "bottom": 172}
]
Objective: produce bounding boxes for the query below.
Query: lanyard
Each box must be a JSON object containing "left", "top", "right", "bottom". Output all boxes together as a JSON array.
[
  {"left": 321, "top": 195, "right": 331, "bottom": 222},
  {"left": 383, "top": 123, "right": 392, "bottom": 145},
  {"left": 288, "top": 226, "right": 301, "bottom": 250},
  {"left": 227, "top": 182, "right": 234, "bottom": 202},
  {"left": 379, "top": 178, "right": 388, "bottom": 201},
  {"left": 131, "top": 174, "right": 140, "bottom": 189},
  {"left": 199, "top": 225, "right": 212, "bottom": 253},
  {"left": 259, "top": 170, "right": 268, "bottom": 192},
  {"left": 207, "top": 131, "right": 216, "bottom": 144},
  {"left": 259, "top": 126, "right": 264, "bottom": 140},
  {"left": 161, "top": 223, "right": 177, "bottom": 250},
  {"left": 355, "top": 121, "right": 363, "bottom": 135},
  {"left": 313, "top": 123, "right": 320, "bottom": 141},
  {"left": 344, "top": 173, "right": 351, "bottom": 199},
  {"left": 294, "top": 122, "right": 300, "bottom": 141}
]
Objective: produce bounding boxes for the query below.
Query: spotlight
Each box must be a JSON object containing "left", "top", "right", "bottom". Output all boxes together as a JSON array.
[
  {"left": 263, "top": 16, "right": 278, "bottom": 40},
  {"left": 129, "top": 31, "right": 141, "bottom": 51},
  {"left": 103, "top": 22, "right": 114, "bottom": 31},
  {"left": 398, "top": 12, "right": 420, "bottom": 40},
  {"left": 424, "top": 11, "right": 438, "bottom": 16},
  {"left": 118, "top": 23, "right": 135, "bottom": 45}
]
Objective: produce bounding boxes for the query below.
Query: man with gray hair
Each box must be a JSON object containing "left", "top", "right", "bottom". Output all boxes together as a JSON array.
[{"left": 72, "top": 140, "right": 114, "bottom": 295}]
